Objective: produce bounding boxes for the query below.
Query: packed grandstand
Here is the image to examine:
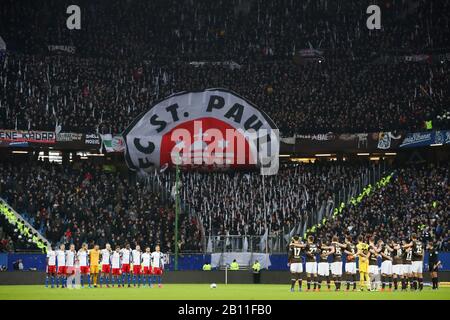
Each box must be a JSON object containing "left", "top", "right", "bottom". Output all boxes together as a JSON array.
[
  {"left": 0, "top": 0, "right": 449, "bottom": 261},
  {"left": 1, "top": 161, "right": 448, "bottom": 254},
  {"left": 0, "top": 0, "right": 449, "bottom": 136}
]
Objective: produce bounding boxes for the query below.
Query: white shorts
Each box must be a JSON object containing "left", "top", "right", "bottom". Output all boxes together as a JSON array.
[
  {"left": 305, "top": 262, "right": 317, "bottom": 274},
  {"left": 369, "top": 265, "right": 379, "bottom": 275},
  {"left": 318, "top": 262, "right": 330, "bottom": 276},
  {"left": 331, "top": 262, "right": 343, "bottom": 276},
  {"left": 392, "top": 264, "right": 403, "bottom": 276},
  {"left": 402, "top": 264, "right": 411, "bottom": 275},
  {"left": 290, "top": 262, "right": 303, "bottom": 274},
  {"left": 381, "top": 261, "right": 393, "bottom": 275},
  {"left": 345, "top": 262, "right": 357, "bottom": 274},
  {"left": 411, "top": 261, "right": 423, "bottom": 274}
]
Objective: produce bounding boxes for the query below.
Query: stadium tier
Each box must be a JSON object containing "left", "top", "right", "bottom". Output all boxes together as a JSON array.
[
  {"left": 0, "top": 0, "right": 450, "bottom": 135},
  {"left": 309, "top": 164, "right": 449, "bottom": 250},
  {"left": 0, "top": 0, "right": 449, "bottom": 302},
  {"left": 1, "top": 160, "right": 448, "bottom": 254},
  {"left": 0, "top": 52, "right": 449, "bottom": 136},
  {"left": 2, "top": 0, "right": 449, "bottom": 59},
  {"left": 0, "top": 160, "right": 201, "bottom": 253}
]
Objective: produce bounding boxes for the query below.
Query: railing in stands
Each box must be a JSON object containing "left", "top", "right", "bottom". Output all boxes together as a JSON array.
[{"left": 0, "top": 197, "right": 51, "bottom": 250}]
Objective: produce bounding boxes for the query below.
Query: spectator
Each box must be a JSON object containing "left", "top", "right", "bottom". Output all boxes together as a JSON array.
[
  {"left": 252, "top": 260, "right": 261, "bottom": 284},
  {"left": 0, "top": 159, "right": 202, "bottom": 253},
  {"left": 312, "top": 164, "right": 449, "bottom": 249},
  {"left": 230, "top": 259, "right": 239, "bottom": 270},
  {"left": 0, "top": 0, "right": 449, "bottom": 136},
  {"left": 13, "top": 259, "right": 23, "bottom": 270},
  {"left": 202, "top": 262, "right": 212, "bottom": 271}
]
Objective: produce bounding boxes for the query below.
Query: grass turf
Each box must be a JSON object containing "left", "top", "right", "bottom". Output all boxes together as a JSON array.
[{"left": 0, "top": 284, "right": 449, "bottom": 300}]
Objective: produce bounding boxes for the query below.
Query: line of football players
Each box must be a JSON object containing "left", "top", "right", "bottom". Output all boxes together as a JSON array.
[
  {"left": 288, "top": 233, "right": 429, "bottom": 292},
  {"left": 45, "top": 243, "right": 165, "bottom": 288}
]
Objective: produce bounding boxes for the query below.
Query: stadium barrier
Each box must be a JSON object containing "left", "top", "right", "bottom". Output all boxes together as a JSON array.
[
  {"left": 0, "top": 271, "right": 449, "bottom": 285},
  {"left": 0, "top": 197, "right": 50, "bottom": 252},
  {"left": 0, "top": 252, "right": 449, "bottom": 272},
  {"left": 304, "top": 173, "right": 393, "bottom": 238}
]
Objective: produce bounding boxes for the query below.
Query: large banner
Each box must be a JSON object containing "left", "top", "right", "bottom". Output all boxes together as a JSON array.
[
  {"left": 56, "top": 132, "right": 101, "bottom": 149},
  {"left": 0, "top": 130, "right": 101, "bottom": 149},
  {"left": 123, "top": 88, "right": 280, "bottom": 174},
  {"left": 399, "top": 130, "right": 450, "bottom": 148},
  {"left": 100, "top": 134, "right": 126, "bottom": 153},
  {"left": 376, "top": 52, "right": 450, "bottom": 65},
  {"left": 293, "top": 46, "right": 324, "bottom": 64},
  {"left": 47, "top": 45, "right": 76, "bottom": 54},
  {"left": 0, "top": 129, "right": 56, "bottom": 147},
  {"left": 2, "top": 127, "right": 447, "bottom": 154},
  {"left": 189, "top": 61, "right": 241, "bottom": 70},
  {"left": 282, "top": 131, "right": 406, "bottom": 153}
]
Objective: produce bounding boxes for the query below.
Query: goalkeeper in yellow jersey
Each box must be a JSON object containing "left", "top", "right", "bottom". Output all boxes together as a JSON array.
[
  {"left": 89, "top": 244, "right": 101, "bottom": 288},
  {"left": 356, "top": 235, "right": 370, "bottom": 291}
]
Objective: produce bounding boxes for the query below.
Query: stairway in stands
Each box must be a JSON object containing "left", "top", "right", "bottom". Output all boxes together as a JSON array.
[{"left": 0, "top": 197, "right": 51, "bottom": 250}]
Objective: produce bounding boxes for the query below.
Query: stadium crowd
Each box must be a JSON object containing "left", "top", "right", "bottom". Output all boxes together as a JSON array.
[
  {"left": 0, "top": 214, "right": 37, "bottom": 252},
  {"left": 312, "top": 163, "right": 449, "bottom": 251},
  {"left": 157, "top": 162, "right": 371, "bottom": 241},
  {"left": 2, "top": 0, "right": 449, "bottom": 60},
  {"left": 0, "top": 0, "right": 449, "bottom": 254},
  {"left": 1, "top": 53, "right": 448, "bottom": 136},
  {"left": 0, "top": 159, "right": 376, "bottom": 252},
  {"left": 1, "top": 159, "right": 448, "bottom": 253},
  {"left": 0, "top": 160, "right": 202, "bottom": 253},
  {"left": 0, "top": 0, "right": 449, "bottom": 136}
]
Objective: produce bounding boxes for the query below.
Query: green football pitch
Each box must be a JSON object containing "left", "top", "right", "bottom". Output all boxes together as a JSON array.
[{"left": 0, "top": 284, "right": 449, "bottom": 300}]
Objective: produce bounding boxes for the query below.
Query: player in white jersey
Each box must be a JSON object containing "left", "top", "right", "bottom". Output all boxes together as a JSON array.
[
  {"left": 151, "top": 245, "right": 165, "bottom": 288},
  {"left": 141, "top": 247, "right": 152, "bottom": 287},
  {"left": 120, "top": 243, "right": 132, "bottom": 287},
  {"left": 55, "top": 244, "right": 67, "bottom": 288},
  {"left": 100, "top": 243, "right": 112, "bottom": 288},
  {"left": 111, "top": 246, "right": 123, "bottom": 287},
  {"left": 131, "top": 245, "right": 142, "bottom": 287},
  {"left": 45, "top": 246, "right": 57, "bottom": 288},
  {"left": 66, "top": 244, "right": 77, "bottom": 288},
  {"left": 77, "top": 243, "right": 91, "bottom": 288}
]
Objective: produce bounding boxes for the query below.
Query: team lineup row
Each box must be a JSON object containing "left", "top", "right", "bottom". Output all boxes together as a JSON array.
[
  {"left": 45, "top": 243, "right": 166, "bottom": 289},
  {"left": 287, "top": 233, "right": 441, "bottom": 292}
]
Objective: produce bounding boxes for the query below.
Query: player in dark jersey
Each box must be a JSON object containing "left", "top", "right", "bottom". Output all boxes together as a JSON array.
[
  {"left": 304, "top": 235, "right": 318, "bottom": 291},
  {"left": 403, "top": 233, "right": 424, "bottom": 290},
  {"left": 343, "top": 236, "right": 357, "bottom": 291},
  {"left": 379, "top": 239, "right": 394, "bottom": 291},
  {"left": 288, "top": 235, "right": 306, "bottom": 292},
  {"left": 329, "top": 235, "right": 345, "bottom": 291},
  {"left": 402, "top": 240, "right": 413, "bottom": 290},
  {"left": 427, "top": 240, "right": 441, "bottom": 290},
  {"left": 317, "top": 239, "right": 332, "bottom": 291},
  {"left": 391, "top": 239, "right": 403, "bottom": 290},
  {"left": 368, "top": 237, "right": 380, "bottom": 291}
]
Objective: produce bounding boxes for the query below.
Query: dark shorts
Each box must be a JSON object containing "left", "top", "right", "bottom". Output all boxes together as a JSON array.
[{"left": 429, "top": 263, "right": 438, "bottom": 272}]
